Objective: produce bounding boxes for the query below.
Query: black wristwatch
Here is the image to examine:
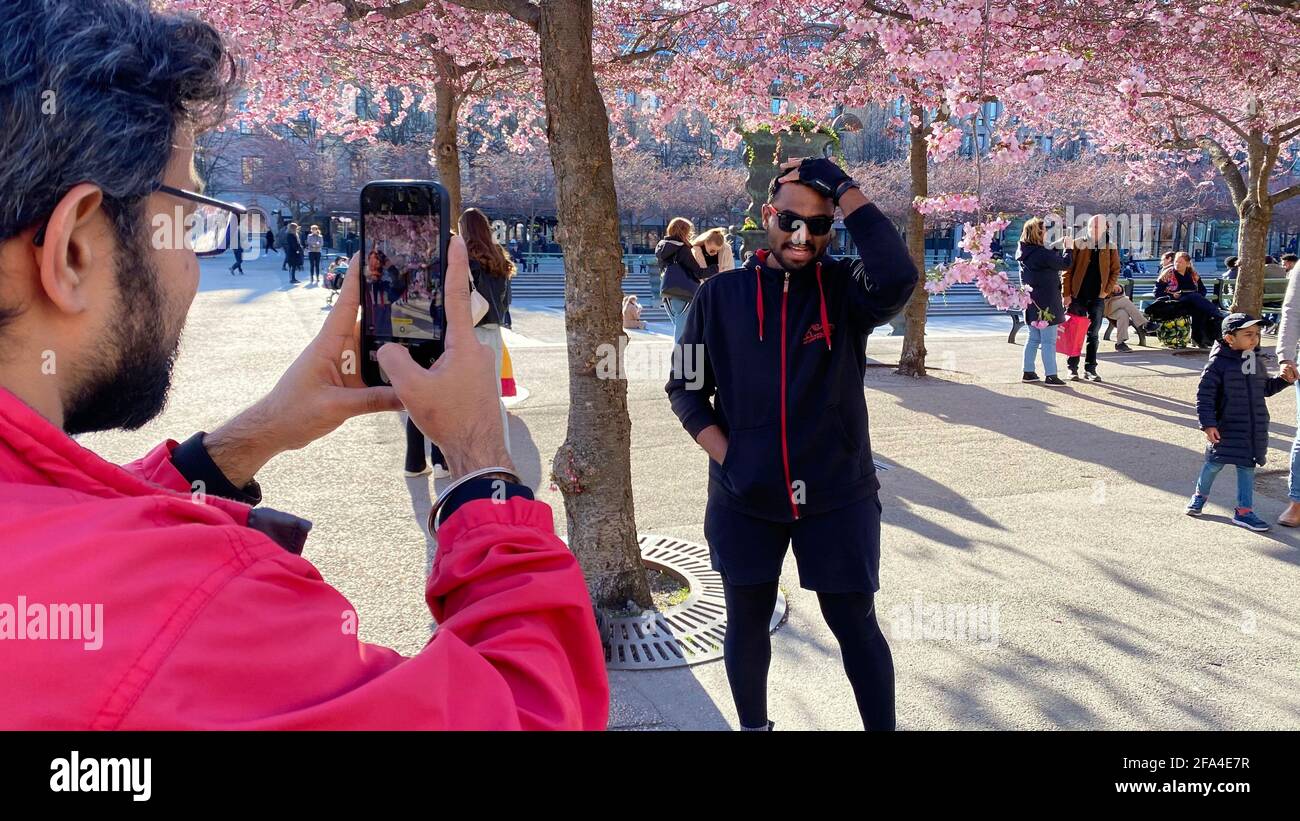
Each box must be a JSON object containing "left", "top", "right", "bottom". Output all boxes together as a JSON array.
[{"left": 833, "top": 180, "right": 860, "bottom": 206}]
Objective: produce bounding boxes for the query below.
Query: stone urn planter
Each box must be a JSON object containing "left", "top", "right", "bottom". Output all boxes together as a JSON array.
[{"left": 739, "top": 127, "right": 835, "bottom": 258}]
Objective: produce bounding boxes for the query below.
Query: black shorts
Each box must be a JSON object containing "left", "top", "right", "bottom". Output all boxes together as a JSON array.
[{"left": 703, "top": 491, "right": 882, "bottom": 593}]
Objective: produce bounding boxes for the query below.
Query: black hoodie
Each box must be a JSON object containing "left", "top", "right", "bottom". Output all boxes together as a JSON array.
[{"left": 665, "top": 203, "right": 917, "bottom": 521}]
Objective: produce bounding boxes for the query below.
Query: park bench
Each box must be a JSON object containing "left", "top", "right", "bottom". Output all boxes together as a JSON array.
[{"left": 1219, "top": 277, "right": 1290, "bottom": 333}]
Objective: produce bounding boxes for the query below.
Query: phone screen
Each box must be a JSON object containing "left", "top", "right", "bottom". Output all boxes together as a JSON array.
[{"left": 359, "top": 182, "right": 449, "bottom": 385}]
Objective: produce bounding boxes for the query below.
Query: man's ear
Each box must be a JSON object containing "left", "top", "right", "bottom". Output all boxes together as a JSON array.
[{"left": 37, "top": 183, "right": 106, "bottom": 315}]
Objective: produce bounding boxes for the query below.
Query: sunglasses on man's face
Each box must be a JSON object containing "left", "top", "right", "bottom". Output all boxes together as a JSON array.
[{"left": 773, "top": 210, "right": 834, "bottom": 236}]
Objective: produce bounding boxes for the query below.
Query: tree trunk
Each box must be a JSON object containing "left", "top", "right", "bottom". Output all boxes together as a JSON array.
[
  {"left": 1232, "top": 200, "right": 1272, "bottom": 316},
  {"left": 537, "top": 0, "right": 651, "bottom": 609},
  {"left": 433, "top": 78, "right": 463, "bottom": 224},
  {"left": 897, "top": 105, "right": 929, "bottom": 379}
]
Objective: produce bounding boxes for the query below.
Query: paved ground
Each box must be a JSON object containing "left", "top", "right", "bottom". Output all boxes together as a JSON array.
[{"left": 80, "top": 252, "right": 1300, "bottom": 730}]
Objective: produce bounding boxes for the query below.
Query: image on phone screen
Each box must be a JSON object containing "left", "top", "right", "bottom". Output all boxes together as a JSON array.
[{"left": 363, "top": 212, "right": 444, "bottom": 343}]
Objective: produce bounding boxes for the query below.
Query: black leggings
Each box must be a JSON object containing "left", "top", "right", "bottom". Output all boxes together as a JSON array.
[{"left": 723, "top": 580, "right": 896, "bottom": 730}]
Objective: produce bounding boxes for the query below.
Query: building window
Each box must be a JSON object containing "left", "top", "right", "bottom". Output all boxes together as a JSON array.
[
  {"left": 238, "top": 120, "right": 251, "bottom": 135},
  {"left": 241, "top": 156, "right": 263, "bottom": 185},
  {"left": 298, "top": 159, "right": 311, "bottom": 176}
]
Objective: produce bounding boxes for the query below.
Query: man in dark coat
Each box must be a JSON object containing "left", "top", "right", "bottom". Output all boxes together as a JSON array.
[
  {"left": 665, "top": 157, "right": 917, "bottom": 730},
  {"left": 1189, "top": 313, "right": 1296, "bottom": 530}
]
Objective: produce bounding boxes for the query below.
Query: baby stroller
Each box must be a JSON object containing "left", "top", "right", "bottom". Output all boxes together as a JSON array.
[{"left": 323, "top": 255, "right": 349, "bottom": 306}]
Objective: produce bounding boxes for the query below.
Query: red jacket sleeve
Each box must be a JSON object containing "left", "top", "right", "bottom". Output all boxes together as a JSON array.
[
  {"left": 114, "top": 497, "right": 609, "bottom": 730},
  {"left": 120, "top": 440, "right": 191, "bottom": 494}
]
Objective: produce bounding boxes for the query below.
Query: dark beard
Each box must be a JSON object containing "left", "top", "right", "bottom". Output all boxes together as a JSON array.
[
  {"left": 63, "top": 231, "right": 179, "bottom": 435},
  {"left": 768, "top": 243, "right": 825, "bottom": 275}
]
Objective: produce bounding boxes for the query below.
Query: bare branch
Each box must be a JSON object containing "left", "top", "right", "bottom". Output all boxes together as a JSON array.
[
  {"left": 1272, "top": 182, "right": 1300, "bottom": 205},
  {"left": 1139, "top": 90, "right": 1250, "bottom": 143}
]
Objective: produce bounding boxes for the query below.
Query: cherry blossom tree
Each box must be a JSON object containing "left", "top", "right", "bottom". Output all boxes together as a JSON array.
[
  {"left": 170, "top": 0, "right": 701, "bottom": 609},
  {"left": 1039, "top": 0, "right": 1300, "bottom": 314}
]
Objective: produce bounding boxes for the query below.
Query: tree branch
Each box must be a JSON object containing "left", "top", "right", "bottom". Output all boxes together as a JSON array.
[
  {"left": 334, "top": 0, "right": 540, "bottom": 30},
  {"left": 1140, "top": 90, "right": 1250, "bottom": 143},
  {"left": 1162, "top": 132, "right": 1249, "bottom": 207},
  {"left": 443, "top": 0, "right": 540, "bottom": 29},
  {"left": 1271, "top": 182, "right": 1300, "bottom": 205}
]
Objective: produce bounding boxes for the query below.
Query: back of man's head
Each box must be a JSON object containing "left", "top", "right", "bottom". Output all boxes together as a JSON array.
[{"left": 0, "top": 0, "right": 235, "bottom": 270}]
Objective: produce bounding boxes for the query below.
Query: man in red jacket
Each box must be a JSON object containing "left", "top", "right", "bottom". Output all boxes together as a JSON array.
[{"left": 0, "top": 0, "right": 607, "bottom": 730}]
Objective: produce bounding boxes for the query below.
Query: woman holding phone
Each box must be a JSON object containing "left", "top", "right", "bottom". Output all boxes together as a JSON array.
[
  {"left": 1016, "top": 217, "right": 1071, "bottom": 385},
  {"left": 656, "top": 218, "right": 707, "bottom": 342},
  {"left": 690, "top": 227, "right": 736, "bottom": 278}
]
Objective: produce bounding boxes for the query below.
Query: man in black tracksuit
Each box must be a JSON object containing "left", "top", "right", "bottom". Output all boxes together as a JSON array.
[{"left": 666, "top": 158, "right": 917, "bottom": 730}]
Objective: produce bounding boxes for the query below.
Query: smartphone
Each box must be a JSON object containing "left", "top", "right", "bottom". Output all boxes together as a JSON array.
[{"left": 358, "top": 180, "right": 450, "bottom": 387}]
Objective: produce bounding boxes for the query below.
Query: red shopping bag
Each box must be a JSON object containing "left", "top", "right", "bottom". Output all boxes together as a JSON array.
[{"left": 1057, "top": 312, "right": 1090, "bottom": 357}]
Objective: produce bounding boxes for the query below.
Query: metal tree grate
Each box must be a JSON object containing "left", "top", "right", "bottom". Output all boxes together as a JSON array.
[{"left": 598, "top": 534, "right": 787, "bottom": 670}]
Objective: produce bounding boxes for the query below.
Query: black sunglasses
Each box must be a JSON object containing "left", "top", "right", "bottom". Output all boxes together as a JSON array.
[
  {"left": 774, "top": 210, "right": 834, "bottom": 236},
  {"left": 32, "top": 183, "right": 247, "bottom": 246}
]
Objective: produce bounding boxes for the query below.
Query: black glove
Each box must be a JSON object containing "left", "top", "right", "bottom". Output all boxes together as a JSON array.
[{"left": 790, "top": 158, "right": 856, "bottom": 204}]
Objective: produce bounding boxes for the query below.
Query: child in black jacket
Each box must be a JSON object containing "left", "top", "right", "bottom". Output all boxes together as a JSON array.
[{"left": 1188, "top": 313, "right": 1296, "bottom": 529}]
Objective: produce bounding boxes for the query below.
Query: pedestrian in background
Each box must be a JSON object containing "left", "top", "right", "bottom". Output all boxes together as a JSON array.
[
  {"left": 1016, "top": 217, "right": 1070, "bottom": 385},
  {"left": 306, "top": 224, "right": 325, "bottom": 284},
  {"left": 656, "top": 217, "right": 706, "bottom": 343},
  {"left": 284, "top": 222, "right": 303, "bottom": 284}
]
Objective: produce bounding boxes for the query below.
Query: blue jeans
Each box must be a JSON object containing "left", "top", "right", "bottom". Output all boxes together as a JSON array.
[
  {"left": 1023, "top": 324, "right": 1058, "bottom": 376},
  {"left": 1195, "top": 459, "right": 1256, "bottom": 511},
  {"left": 1290, "top": 382, "right": 1300, "bottom": 503},
  {"left": 666, "top": 297, "right": 690, "bottom": 343}
]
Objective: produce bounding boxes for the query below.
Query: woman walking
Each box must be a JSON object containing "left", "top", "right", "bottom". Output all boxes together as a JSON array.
[
  {"left": 306, "top": 224, "right": 325, "bottom": 283},
  {"left": 1017, "top": 217, "right": 1070, "bottom": 385}
]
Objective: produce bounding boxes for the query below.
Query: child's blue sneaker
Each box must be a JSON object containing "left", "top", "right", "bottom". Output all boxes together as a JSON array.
[
  {"left": 1185, "top": 495, "right": 1207, "bottom": 516},
  {"left": 1232, "top": 510, "right": 1270, "bottom": 532}
]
